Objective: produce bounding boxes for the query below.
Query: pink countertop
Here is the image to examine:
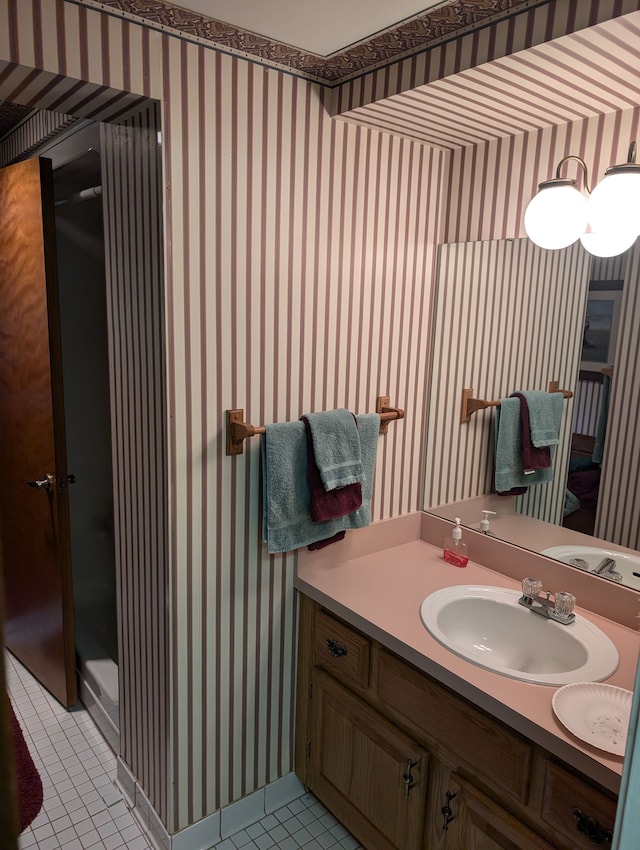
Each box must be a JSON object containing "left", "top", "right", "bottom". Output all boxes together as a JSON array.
[{"left": 295, "top": 513, "right": 640, "bottom": 794}]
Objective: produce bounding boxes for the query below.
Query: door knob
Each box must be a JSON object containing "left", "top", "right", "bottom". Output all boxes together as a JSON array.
[{"left": 27, "top": 474, "right": 54, "bottom": 493}]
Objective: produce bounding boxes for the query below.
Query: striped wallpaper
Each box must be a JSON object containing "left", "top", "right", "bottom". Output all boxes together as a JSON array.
[
  {"left": 423, "top": 110, "right": 640, "bottom": 557},
  {"left": 0, "top": 0, "right": 442, "bottom": 835},
  {"left": 573, "top": 378, "right": 603, "bottom": 437},
  {"left": 332, "top": 0, "right": 640, "bottom": 114},
  {"left": 596, "top": 243, "right": 640, "bottom": 550},
  {"left": 100, "top": 102, "right": 169, "bottom": 825},
  {"left": 573, "top": 254, "right": 625, "bottom": 438},
  {"left": 1, "top": 0, "right": 639, "bottom": 841},
  {"left": 423, "top": 238, "right": 591, "bottom": 525},
  {"left": 0, "top": 109, "right": 76, "bottom": 166}
]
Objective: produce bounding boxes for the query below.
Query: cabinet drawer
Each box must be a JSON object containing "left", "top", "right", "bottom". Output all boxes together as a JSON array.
[
  {"left": 314, "top": 609, "right": 370, "bottom": 688},
  {"left": 540, "top": 761, "right": 617, "bottom": 848},
  {"left": 376, "top": 649, "right": 532, "bottom": 804}
]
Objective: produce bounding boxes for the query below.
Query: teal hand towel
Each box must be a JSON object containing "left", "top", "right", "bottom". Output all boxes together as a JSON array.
[
  {"left": 303, "top": 408, "right": 363, "bottom": 490},
  {"left": 262, "top": 413, "right": 380, "bottom": 554},
  {"left": 495, "top": 398, "right": 554, "bottom": 493},
  {"left": 518, "top": 390, "right": 564, "bottom": 447}
]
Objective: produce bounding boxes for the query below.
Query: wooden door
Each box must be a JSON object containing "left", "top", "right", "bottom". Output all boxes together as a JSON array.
[
  {"left": 309, "top": 669, "right": 428, "bottom": 850},
  {"left": 0, "top": 157, "right": 76, "bottom": 708},
  {"left": 442, "top": 774, "right": 557, "bottom": 850}
]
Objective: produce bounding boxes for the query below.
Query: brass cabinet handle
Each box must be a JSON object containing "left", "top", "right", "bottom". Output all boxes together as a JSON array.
[
  {"left": 326, "top": 638, "right": 347, "bottom": 658},
  {"left": 572, "top": 808, "right": 613, "bottom": 844}
]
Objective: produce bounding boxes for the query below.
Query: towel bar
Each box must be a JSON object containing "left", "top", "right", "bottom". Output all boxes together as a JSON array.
[
  {"left": 460, "top": 382, "right": 573, "bottom": 424},
  {"left": 226, "top": 395, "right": 405, "bottom": 455}
]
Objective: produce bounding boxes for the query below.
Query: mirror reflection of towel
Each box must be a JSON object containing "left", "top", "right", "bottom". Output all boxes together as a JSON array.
[
  {"left": 495, "top": 399, "right": 554, "bottom": 494},
  {"left": 517, "top": 390, "right": 564, "bottom": 447},
  {"left": 510, "top": 393, "right": 551, "bottom": 471}
]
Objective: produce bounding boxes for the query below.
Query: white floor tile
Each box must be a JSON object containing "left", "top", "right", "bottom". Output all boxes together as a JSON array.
[
  {"left": 7, "top": 653, "right": 153, "bottom": 850},
  {"left": 7, "top": 651, "right": 362, "bottom": 850}
]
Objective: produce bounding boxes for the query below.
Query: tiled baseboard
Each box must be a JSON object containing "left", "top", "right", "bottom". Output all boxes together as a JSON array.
[{"left": 116, "top": 761, "right": 305, "bottom": 850}]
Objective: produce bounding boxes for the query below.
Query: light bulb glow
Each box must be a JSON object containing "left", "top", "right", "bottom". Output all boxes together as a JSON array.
[
  {"left": 579, "top": 226, "right": 638, "bottom": 258},
  {"left": 524, "top": 185, "right": 588, "bottom": 250},
  {"left": 586, "top": 171, "right": 640, "bottom": 238}
]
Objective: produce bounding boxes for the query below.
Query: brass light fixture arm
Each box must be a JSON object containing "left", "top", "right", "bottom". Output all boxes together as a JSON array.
[{"left": 554, "top": 155, "right": 591, "bottom": 195}]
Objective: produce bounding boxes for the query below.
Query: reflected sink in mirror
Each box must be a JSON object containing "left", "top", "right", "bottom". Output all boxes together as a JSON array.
[
  {"left": 542, "top": 546, "right": 640, "bottom": 592},
  {"left": 420, "top": 585, "right": 619, "bottom": 686}
]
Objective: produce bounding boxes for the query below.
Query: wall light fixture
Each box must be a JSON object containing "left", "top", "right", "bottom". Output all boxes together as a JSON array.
[{"left": 524, "top": 142, "right": 640, "bottom": 257}]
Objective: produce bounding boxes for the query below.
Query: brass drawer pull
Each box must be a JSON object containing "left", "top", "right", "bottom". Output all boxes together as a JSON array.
[
  {"left": 572, "top": 808, "right": 613, "bottom": 844},
  {"left": 326, "top": 638, "right": 348, "bottom": 658}
]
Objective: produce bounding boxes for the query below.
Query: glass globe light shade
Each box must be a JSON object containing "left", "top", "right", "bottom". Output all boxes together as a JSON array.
[
  {"left": 524, "top": 184, "right": 588, "bottom": 250},
  {"left": 579, "top": 225, "right": 638, "bottom": 258},
  {"left": 586, "top": 171, "right": 640, "bottom": 238}
]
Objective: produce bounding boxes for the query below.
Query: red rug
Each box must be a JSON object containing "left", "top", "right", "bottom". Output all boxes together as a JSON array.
[{"left": 7, "top": 697, "right": 43, "bottom": 832}]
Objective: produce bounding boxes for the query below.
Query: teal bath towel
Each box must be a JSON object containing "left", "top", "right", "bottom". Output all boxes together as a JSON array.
[
  {"left": 303, "top": 408, "right": 363, "bottom": 490},
  {"left": 518, "top": 390, "right": 564, "bottom": 447},
  {"left": 495, "top": 398, "right": 554, "bottom": 493},
  {"left": 262, "top": 413, "right": 380, "bottom": 554}
]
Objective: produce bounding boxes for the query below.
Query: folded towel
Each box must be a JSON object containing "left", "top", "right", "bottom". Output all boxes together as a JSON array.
[
  {"left": 301, "top": 416, "right": 362, "bottom": 521},
  {"left": 510, "top": 392, "right": 551, "bottom": 471},
  {"left": 262, "top": 413, "right": 380, "bottom": 554},
  {"left": 517, "top": 390, "right": 564, "bottom": 447},
  {"left": 303, "top": 408, "right": 363, "bottom": 491},
  {"left": 495, "top": 398, "right": 554, "bottom": 494}
]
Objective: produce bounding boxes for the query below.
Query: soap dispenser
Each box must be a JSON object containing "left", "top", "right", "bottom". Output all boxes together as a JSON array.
[
  {"left": 480, "top": 510, "right": 497, "bottom": 535},
  {"left": 443, "top": 518, "right": 469, "bottom": 568}
]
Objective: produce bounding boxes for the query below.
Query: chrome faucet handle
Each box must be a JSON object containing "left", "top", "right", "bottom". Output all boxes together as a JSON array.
[
  {"left": 522, "top": 577, "right": 542, "bottom": 598},
  {"left": 554, "top": 591, "right": 576, "bottom": 618}
]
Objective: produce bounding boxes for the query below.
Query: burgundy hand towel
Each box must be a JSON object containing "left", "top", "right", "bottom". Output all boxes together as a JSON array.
[
  {"left": 301, "top": 415, "right": 362, "bottom": 522},
  {"left": 511, "top": 392, "right": 551, "bottom": 471},
  {"left": 307, "top": 531, "right": 346, "bottom": 551}
]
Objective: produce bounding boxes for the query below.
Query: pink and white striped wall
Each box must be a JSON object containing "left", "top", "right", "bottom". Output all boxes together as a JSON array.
[{"left": 1, "top": 0, "right": 639, "bottom": 839}]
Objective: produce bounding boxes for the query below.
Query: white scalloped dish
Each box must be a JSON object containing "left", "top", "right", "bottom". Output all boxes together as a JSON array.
[{"left": 552, "top": 682, "right": 633, "bottom": 755}]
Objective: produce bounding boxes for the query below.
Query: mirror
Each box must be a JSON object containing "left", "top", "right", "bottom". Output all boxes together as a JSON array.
[{"left": 423, "top": 236, "right": 640, "bottom": 591}]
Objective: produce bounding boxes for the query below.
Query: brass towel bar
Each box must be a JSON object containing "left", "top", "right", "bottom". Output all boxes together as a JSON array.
[
  {"left": 460, "top": 381, "right": 573, "bottom": 424},
  {"left": 226, "top": 395, "right": 405, "bottom": 456}
]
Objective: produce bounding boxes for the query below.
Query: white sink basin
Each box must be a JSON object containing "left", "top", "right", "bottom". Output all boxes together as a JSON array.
[
  {"left": 542, "top": 545, "right": 640, "bottom": 591},
  {"left": 420, "top": 585, "right": 619, "bottom": 686}
]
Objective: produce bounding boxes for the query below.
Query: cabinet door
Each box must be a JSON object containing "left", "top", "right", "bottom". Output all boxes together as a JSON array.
[
  {"left": 309, "top": 669, "right": 428, "bottom": 850},
  {"left": 442, "top": 774, "right": 557, "bottom": 850}
]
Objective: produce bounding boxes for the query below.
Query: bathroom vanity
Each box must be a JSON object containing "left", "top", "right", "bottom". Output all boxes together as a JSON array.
[{"left": 294, "top": 514, "right": 639, "bottom": 850}]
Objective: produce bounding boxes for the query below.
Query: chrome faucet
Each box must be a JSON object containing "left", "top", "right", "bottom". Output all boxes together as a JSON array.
[
  {"left": 591, "top": 557, "right": 621, "bottom": 581},
  {"left": 518, "top": 578, "right": 576, "bottom": 625}
]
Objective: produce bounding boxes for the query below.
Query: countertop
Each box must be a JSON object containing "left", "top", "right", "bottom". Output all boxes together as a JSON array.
[{"left": 295, "top": 514, "right": 640, "bottom": 794}]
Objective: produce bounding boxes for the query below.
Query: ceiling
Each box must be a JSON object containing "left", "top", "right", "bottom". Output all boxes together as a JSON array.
[
  {"left": 176, "top": 0, "right": 447, "bottom": 56},
  {"left": 339, "top": 12, "right": 640, "bottom": 150},
  {"left": 96, "top": 0, "right": 538, "bottom": 82},
  {"left": 0, "top": 0, "right": 540, "bottom": 141}
]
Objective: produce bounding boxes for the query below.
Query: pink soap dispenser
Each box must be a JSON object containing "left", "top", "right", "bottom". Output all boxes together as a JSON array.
[{"left": 443, "top": 517, "right": 469, "bottom": 568}]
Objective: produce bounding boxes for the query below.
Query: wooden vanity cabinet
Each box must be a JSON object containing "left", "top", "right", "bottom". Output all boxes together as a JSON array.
[
  {"left": 432, "top": 772, "right": 557, "bottom": 850},
  {"left": 295, "top": 596, "right": 618, "bottom": 850},
  {"left": 309, "top": 669, "right": 428, "bottom": 850}
]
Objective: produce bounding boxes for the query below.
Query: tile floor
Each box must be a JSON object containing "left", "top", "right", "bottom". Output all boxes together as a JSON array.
[{"left": 7, "top": 652, "right": 362, "bottom": 850}]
